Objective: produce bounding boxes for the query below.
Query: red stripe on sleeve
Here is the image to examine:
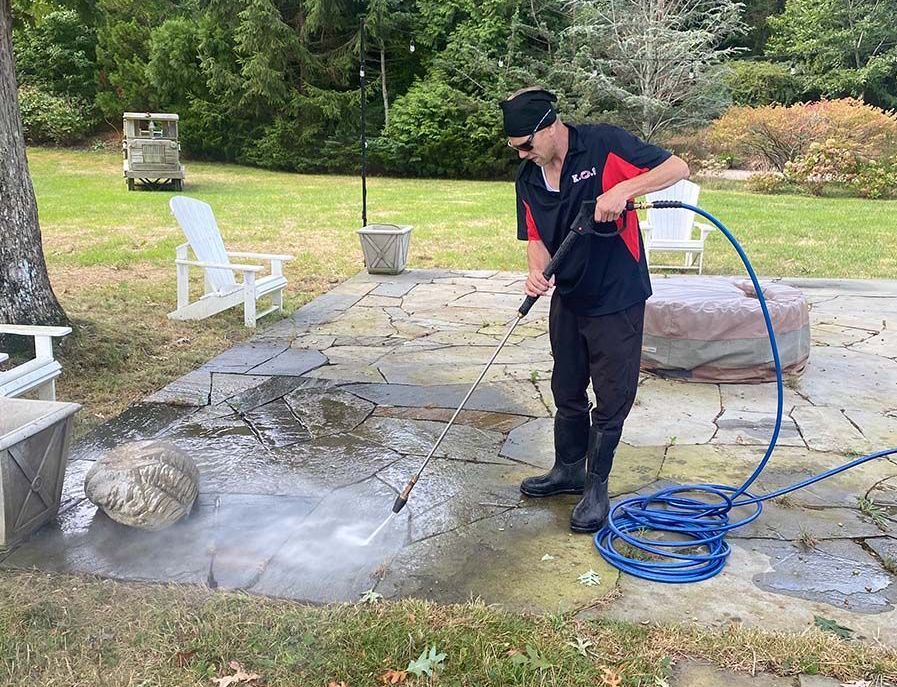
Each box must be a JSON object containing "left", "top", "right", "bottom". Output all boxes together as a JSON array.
[
  {"left": 523, "top": 200, "right": 541, "bottom": 241},
  {"left": 601, "top": 152, "right": 648, "bottom": 262}
]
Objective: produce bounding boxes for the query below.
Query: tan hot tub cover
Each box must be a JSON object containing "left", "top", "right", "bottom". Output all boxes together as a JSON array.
[{"left": 641, "top": 277, "right": 810, "bottom": 383}]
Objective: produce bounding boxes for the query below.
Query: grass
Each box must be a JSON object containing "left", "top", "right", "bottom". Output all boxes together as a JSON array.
[
  {"left": 2, "top": 569, "right": 896, "bottom": 686},
  {"left": 7, "top": 148, "right": 897, "bottom": 686}
]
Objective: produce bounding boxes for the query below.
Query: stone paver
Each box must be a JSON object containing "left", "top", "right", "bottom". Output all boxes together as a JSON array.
[{"left": 4, "top": 271, "right": 896, "bottom": 650}]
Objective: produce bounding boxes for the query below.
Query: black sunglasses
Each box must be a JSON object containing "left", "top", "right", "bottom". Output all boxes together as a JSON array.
[{"left": 507, "top": 108, "right": 552, "bottom": 152}]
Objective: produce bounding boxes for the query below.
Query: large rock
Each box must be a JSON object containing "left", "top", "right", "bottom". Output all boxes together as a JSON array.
[{"left": 84, "top": 440, "right": 199, "bottom": 530}]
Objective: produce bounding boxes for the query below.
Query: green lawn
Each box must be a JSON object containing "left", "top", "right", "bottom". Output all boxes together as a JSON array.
[{"left": 31, "top": 147, "right": 897, "bottom": 280}]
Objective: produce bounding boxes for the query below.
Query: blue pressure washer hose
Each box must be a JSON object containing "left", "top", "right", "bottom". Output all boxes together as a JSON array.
[{"left": 593, "top": 200, "right": 897, "bottom": 583}]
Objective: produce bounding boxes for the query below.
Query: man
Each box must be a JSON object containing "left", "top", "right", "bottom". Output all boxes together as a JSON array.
[{"left": 500, "top": 87, "right": 689, "bottom": 533}]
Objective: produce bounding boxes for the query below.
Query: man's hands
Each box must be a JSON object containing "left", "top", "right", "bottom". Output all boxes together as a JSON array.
[
  {"left": 525, "top": 239, "right": 553, "bottom": 298},
  {"left": 594, "top": 186, "right": 631, "bottom": 223},
  {"left": 525, "top": 269, "right": 555, "bottom": 298}
]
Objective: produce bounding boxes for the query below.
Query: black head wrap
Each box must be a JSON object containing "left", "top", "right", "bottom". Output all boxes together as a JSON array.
[{"left": 499, "top": 88, "right": 558, "bottom": 137}]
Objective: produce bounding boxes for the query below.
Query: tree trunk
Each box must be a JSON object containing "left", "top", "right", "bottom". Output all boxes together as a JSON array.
[
  {"left": 0, "top": 0, "right": 69, "bottom": 336},
  {"left": 379, "top": 40, "right": 389, "bottom": 129}
]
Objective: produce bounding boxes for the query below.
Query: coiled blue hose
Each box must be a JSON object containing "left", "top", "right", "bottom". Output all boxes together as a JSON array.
[{"left": 594, "top": 202, "right": 897, "bottom": 583}]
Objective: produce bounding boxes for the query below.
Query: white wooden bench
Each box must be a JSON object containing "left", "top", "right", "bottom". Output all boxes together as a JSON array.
[
  {"left": 0, "top": 324, "right": 72, "bottom": 401},
  {"left": 167, "top": 196, "right": 294, "bottom": 328}
]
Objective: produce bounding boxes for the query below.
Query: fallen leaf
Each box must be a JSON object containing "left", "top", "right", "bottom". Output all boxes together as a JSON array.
[
  {"left": 407, "top": 645, "right": 447, "bottom": 677},
  {"left": 379, "top": 669, "right": 408, "bottom": 684},
  {"left": 600, "top": 666, "right": 622, "bottom": 687},
  {"left": 566, "top": 635, "right": 593, "bottom": 657},
  {"left": 210, "top": 661, "right": 260, "bottom": 686},
  {"left": 578, "top": 569, "right": 602, "bottom": 586}
]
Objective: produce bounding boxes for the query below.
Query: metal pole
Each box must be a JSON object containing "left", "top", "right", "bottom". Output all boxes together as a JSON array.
[{"left": 360, "top": 16, "right": 368, "bottom": 228}]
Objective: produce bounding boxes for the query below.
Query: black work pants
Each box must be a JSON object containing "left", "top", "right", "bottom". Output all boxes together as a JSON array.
[{"left": 549, "top": 291, "right": 645, "bottom": 480}]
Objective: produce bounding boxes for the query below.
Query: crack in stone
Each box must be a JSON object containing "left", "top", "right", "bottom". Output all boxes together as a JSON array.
[
  {"left": 734, "top": 533, "right": 875, "bottom": 542},
  {"left": 789, "top": 383, "right": 815, "bottom": 406},
  {"left": 846, "top": 329, "right": 887, "bottom": 349},
  {"left": 282, "top": 399, "right": 311, "bottom": 436},
  {"left": 807, "top": 296, "right": 840, "bottom": 312},
  {"left": 528, "top": 376, "right": 553, "bottom": 417},
  {"left": 841, "top": 409, "right": 866, "bottom": 437},
  {"left": 656, "top": 445, "right": 670, "bottom": 479},
  {"left": 239, "top": 413, "right": 273, "bottom": 452},
  {"left": 789, "top": 407, "right": 811, "bottom": 448},
  {"left": 709, "top": 384, "right": 724, "bottom": 442}
]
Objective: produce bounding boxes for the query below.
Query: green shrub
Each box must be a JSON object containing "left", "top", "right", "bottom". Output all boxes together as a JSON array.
[
  {"left": 374, "top": 77, "right": 512, "bottom": 179},
  {"left": 784, "top": 139, "right": 860, "bottom": 195},
  {"left": 850, "top": 159, "right": 897, "bottom": 199},
  {"left": 725, "top": 61, "right": 804, "bottom": 106},
  {"left": 780, "top": 139, "right": 897, "bottom": 198},
  {"left": 17, "top": 85, "right": 93, "bottom": 144},
  {"left": 745, "top": 171, "right": 793, "bottom": 194},
  {"left": 13, "top": 9, "right": 98, "bottom": 102}
]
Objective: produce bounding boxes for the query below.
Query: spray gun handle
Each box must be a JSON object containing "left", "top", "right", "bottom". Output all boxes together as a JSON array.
[{"left": 517, "top": 227, "right": 582, "bottom": 318}]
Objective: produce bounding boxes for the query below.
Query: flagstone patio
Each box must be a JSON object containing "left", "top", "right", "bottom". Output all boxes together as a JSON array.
[{"left": 3, "top": 270, "right": 896, "bottom": 647}]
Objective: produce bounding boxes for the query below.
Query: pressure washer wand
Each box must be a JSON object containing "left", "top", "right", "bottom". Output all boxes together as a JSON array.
[
  {"left": 391, "top": 313, "right": 527, "bottom": 513},
  {"left": 392, "top": 200, "right": 604, "bottom": 514}
]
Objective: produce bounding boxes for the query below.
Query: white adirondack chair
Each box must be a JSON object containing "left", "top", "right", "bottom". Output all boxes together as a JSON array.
[
  {"left": 168, "top": 196, "right": 294, "bottom": 328},
  {"left": 0, "top": 324, "right": 72, "bottom": 400},
  {"left": 641, "top": 179, "right": 714, "bottom": 274}
]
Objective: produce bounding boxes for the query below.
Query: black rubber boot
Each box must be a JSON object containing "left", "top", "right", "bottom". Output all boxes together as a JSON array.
[
  {"left": 569, "top": 427, "right": 618, "bottom": 533},
  {"left": 520, "top": 414, "right": 589, "bottom": 497}
]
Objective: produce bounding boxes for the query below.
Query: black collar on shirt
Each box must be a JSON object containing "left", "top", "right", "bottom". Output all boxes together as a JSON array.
[{"left": 519, "top": 123, "right": 586, "bottom": 189}]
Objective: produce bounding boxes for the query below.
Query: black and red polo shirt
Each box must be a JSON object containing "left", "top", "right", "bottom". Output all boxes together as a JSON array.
[{"left": 515, "top": 123, "right": 671, "bottom": 317}]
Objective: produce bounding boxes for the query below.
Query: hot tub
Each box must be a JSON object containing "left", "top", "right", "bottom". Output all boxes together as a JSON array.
[{"left": 641, "top": 277, "right": 810, "bottom": 383}]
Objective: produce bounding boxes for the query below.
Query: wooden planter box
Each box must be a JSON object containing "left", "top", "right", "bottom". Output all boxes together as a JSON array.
[
  {"left": 0, "top": 398, "right": 80, "bottom": 551},
  {"left": 357, "top": 224, "right": 413, "bottom": 275}
]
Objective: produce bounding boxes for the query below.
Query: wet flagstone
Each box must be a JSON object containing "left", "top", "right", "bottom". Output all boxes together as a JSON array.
[
  {"left": 69, "top": 402, "right": 195, "bottom": 461},
  {"left": 343, "top": 380, "right": 548, "bottom": 417},
  {"left": 202, "top": 342, "right": 289, "bottom": 374},
  {"left": 283, "top": 387, "right": 374, "bottom": 437},
  {"left": 752, "top": 539, "right": 897, "bottom": 612},
  {"left": 372, "top": 406, "right": 530, "bottom": 433},
  {"left": 209, "top": 373, "right": 270, "bottom": 405},
  {"left": 353, "top": 415, "right": 507, "bottom": 464},
  {"left": 5, "top": 271, "right": 897, "bottom": 644},
  {"left": 145, "top": 369, "right": 211, "bottom": 406}
]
